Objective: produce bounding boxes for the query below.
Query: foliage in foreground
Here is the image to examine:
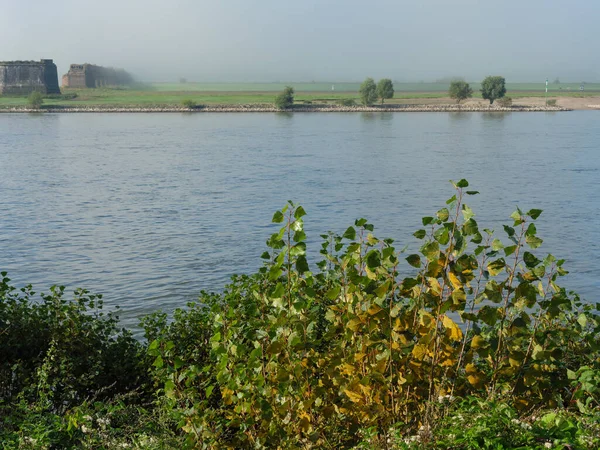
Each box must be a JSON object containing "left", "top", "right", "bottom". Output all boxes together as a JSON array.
[
  {"left": 2, "top": 181, "right": 599, "bottom": 449},
  {"left": 149, "top": 181, "right": 600, "bottom": 448}
]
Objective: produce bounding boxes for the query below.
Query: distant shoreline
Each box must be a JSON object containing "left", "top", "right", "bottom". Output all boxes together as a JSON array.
[{"left": 0, "top": 104, "right": 572, "bottom": 113}]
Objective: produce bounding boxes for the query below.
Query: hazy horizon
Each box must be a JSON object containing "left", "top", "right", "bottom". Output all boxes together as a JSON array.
[{"left": 1, "top": 0, "right": 598, "bottom": 83}]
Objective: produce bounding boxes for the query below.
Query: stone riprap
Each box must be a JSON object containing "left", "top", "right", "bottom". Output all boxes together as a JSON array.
[
  {"left": 0, "top": 104, "right": 571, "bottom": 113},
  {"left": 0, "top": 60, "right": 60, "bottom": 95}
]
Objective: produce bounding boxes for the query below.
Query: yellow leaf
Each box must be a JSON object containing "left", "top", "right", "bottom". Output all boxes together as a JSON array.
[
  {"left": 470, "top": 335, "right": 487, "bottom": 349},
  {"left": 465, "top": 363, "right": 485, "bottom": 388},
  {"left": 347, "top": 319, "right": 362, "bottom": 331},
  {"left": 428, "top": 277, "right": 442, "bottom": 295},
  {"left": 354, "top": 352, "right": 366, "bottom": 362},
  {"left": 448, "top": 271, "right": 462, "bottom": 289},
  {"left": 442, "top": 315, "right": 463, "bottom": 341},
  {"left": 344, "top": 389, "right": 363, "bottom": 403},
  {"left": 412, "top": 343, "right": 430, "bottom": 360},
  {"left": 367, "top": 304, "right": 382, "bottom": 316}
]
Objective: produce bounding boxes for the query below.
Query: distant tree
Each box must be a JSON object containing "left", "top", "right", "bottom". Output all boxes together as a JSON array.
[
  {"left": 448, "top": 80, "right": 473, "bottom": 104},
  {"left": 553, "top": 77, "right": 560, "bottom": 84},
  {"left": 274, "top": 86, "right": 295, "bottom": 109},
  {"left": 376, "top": 79, "right": 394, "bottom": 104},
  {"left": 359, "top": 78, "right": 378, "bottom": 106},
  {"left": 181, "top": 99, "right": 197, "bottom": 109},
  {"left": 179, "top": 77, "right": 187, "bottom": 84},
  {"left": 480, "top": 76, "right": 507, "bottom": 104},
  {"left": 27, "top": 91, "right": 44, "bottom": 109}
]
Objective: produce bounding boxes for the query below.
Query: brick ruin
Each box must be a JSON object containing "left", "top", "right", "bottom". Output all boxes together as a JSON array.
[
  {"left": 62, "top": 64, "right": 134, "bottom": 88},
  {"left": 0, "top": 59, "right": 60, "bottom": 95}
]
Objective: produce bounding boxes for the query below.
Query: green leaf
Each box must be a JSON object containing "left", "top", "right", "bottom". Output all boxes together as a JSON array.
[
  {"left": 421, "top": 241, "right": 440, "bottom": 261},
  {"left": 487, "top": 258, "right": 506, "bottom": 276},
  {"left": 503, "top": 225, "right": 515, "bottom": 237},
  {"left": 523, "top": 252, "right": 541, "bottom": 268},
  {"left": 290, "top": 242, "right": 307, "bottom": 256},
  {"left": 422, "top": 216, "right": 435, "bottom": 226},
  {"left": 294, "top": 206, "right": 306, "bottom": 219},
  {"left": 343, "top": 226, "right": 356, "bottom": 240},
  {"left": 406, "top": 254, "right": 421, "bottom": 268},
  {"left": 525, "top": 235, "right": 543, "bottom": 249},
  {"left": 478, "top": 305, "right": 500, "bottom": 326},
  {"left": 437, "top": 208, "right": 450, "bottom": 221},
  {"left": 456, "top": 179, "right": 469, "bottom": 188},
  {"left": 153, "top": 356, "right": 164, "bottom": 368},
  {"left": 260, "top": 251, "right": 270, "bottom": 259},
  {"left": 164, "top": 380, "right": 176, "bottom": 399},
  {"left": 577, "top": 314, "right": 588, "bottom": 328},
  {"left": 462, "top": 205, "right": 475, "bottom": 221},
  {"left": 504, "top": 245, "right": 517, "bottom": 257},
  {"left": 413, "top": 229, "right": 427, "bottom": 239},
  {"left": 296, "top": 255, "right": 309, "bottom": 274},
  {"left": 434, "top": 227, "right": 450, "bottom": 245},
  {"left": 272, "top": 210, "right": 284, "bottom": 223},
  {"left": 466, "top": 191, "right": 479, "bottom": 195},
  {"left": 355, "top": 218, "right": 367, "bottom": 227},
  {"left": 326, "top": 285, "right": 341, "bottom": 300},
  {"left": 491, "top": 239, "right": 504, "bottom": 251},
  {"left": 366, "top": 250, "right": 381, "bottom": 269},
  {"left": 527, "top": 209, "right": 543, "bottom": 220},
  {"left": 293, "top": 230, "right": 307, "bottom": 242}
]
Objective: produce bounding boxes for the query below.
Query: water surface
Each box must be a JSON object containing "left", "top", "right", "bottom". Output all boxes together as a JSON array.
[{"left": 0, "top": 112, "right": 598, "bottom": 327}]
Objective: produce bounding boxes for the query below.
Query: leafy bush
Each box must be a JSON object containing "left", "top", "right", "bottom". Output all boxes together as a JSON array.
[
  {"left": 338, "top": 98, "right": 357, "bottom": 107},
  {"left": 27, "top": 91, "right": 44, "bottom": 109},
  {"left": 0, "top": 274, "right": 148, "bottom": 411},
  {"left": 497, "top": 96, "right": 513, "bottom": 107},
  {"left": 148, "top": 181, "right": 600, "bottom": 448},
  {"left": 3, "top": 183, "right": 599, "bottom": 448},
  {"left": 547, "top": 99, "right": 558, "bottom": 106},
  {"left": 274, "top": 86, "right": 295, "bottom": 109},
  {"left": 181, "top": 99, "right": 198, "bottom": 109}
]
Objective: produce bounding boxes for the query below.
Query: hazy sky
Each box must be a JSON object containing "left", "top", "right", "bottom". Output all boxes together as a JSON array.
[{"left": 1, "top": 0, "right": 598, "bottom": 82}]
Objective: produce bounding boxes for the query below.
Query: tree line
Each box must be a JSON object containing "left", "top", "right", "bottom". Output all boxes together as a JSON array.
[{"left": 274, "top": 76, "right": 508, "bottom": 109}]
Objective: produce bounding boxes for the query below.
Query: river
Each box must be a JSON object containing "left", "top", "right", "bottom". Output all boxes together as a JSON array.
[{"left": 0, "top": 111, "right": 598, "bottom": 327}]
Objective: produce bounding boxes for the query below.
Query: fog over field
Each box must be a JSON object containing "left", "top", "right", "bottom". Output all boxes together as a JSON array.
[{"left": 1, "top": 0, "right": 598, "bottom": 82}]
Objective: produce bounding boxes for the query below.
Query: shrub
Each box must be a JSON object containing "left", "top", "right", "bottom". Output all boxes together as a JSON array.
[
  {"left": 149, "top": 181, "right": 600, "bottom": 448},
  {"left": 27, "top": 91, "right": 44, "bottom": 109},
  {"left": 0, "top": 274, "right": 148, "bottom": 411},
  {"left": 497, "top": 96, "right": 513, "bottom": 107},
  {"left": 181, "top": 99, "right": 197, "bottom": 109},
  {"left": 338, "top": 98, "right": 357, "bottom": 107},
  {"left": 274, "top": 86, "right": 295, "bottom": 109},
  {"left": 547, "top": 99, "right": 557, "bottom": 106}
]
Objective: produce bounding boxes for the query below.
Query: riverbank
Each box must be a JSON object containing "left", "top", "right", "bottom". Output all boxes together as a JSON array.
[{"left": 0, "top": 103, "right": 571, "bottom": 113}]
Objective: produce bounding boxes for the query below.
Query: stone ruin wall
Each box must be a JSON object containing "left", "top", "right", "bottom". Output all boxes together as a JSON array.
[
  {"left": 0, "top": 60, "right": 60, "bottom": 95},
  {"left": 62, "top": 64, "right": 134, "bottom": 88}
]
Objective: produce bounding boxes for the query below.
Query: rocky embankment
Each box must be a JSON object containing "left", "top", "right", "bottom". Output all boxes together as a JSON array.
[{"left": 0, "top": 104, "right": 571, "bottom": 113}]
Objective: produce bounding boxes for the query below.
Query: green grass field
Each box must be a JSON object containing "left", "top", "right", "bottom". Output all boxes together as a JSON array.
[{"left": 1, "top": 82, "right": 598, "bottom": 108}]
